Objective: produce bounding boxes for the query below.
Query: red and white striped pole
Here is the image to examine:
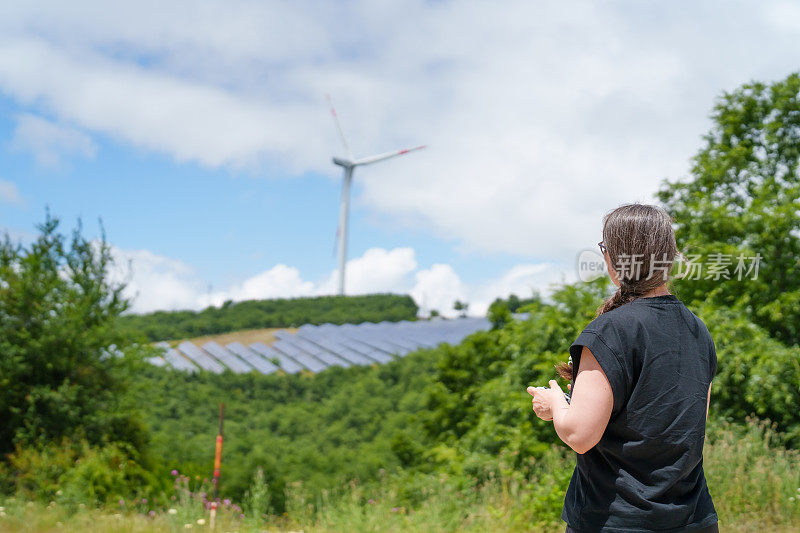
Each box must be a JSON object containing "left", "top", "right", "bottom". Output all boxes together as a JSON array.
[{"left": 209, "top": 403, "right": 225, "bottom": 529}]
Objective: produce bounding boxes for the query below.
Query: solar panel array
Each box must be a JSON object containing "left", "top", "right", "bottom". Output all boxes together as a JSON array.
[{"left": 152, "top": 315, "right": 526, "bottom": 375}]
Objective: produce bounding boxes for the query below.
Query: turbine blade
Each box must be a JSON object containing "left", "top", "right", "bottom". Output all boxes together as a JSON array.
[
  {"left": 326, "top": 93, "right": 353, "bottom": 160},
  {"left": 353, "top": 145, "right": 426, "bottom": 166}
]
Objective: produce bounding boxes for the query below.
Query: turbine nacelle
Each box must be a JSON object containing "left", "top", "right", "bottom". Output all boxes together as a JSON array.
[{"left": 332, "top": 157, "right": 354, "bottom": 168}]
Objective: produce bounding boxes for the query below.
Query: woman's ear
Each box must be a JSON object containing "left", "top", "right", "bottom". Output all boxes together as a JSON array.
[{"left": 604, "top": 253, "right": 621, "bottom": 287}]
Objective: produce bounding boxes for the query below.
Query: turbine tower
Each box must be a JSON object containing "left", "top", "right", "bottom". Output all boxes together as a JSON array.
[{"left": 327, "top": 94, "right": 426, "bottom": 296}]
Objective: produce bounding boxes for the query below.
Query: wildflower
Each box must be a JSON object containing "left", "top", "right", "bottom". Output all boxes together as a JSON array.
[
  {"left": 56, "top": 490, "right": 63, "bottom": 496},
  {"left": 172, "top": 470, "right": 179, "bottom": 476},
  {"left": 149, "top": 510, "right": 156, "bottom": 518},
  {"left": 142, "top": 498, "right": 148, "bottom": 504},
  {"left": 197, "top": 518, "right": 206, "bottom": 525},
  {"left": 119, "top": 499, "right": 125, "bottom": 506},
  {"left": 168, "top": 508, "right": 178, "bottom": 515},
  {"left": 791, "top": 497, "right": 796, "bottom": 502},
  {"left": 368, "top": 499, "right": 375, "bottom": 504},
  {"left": 391, "top": 507, "right": 399, "bottom": 512},
  {"left": 240, "top": 513, "right": 245, "bottom": 518},
  {"left": 223, "top": 498, "right": 231, "bottom": 506}
]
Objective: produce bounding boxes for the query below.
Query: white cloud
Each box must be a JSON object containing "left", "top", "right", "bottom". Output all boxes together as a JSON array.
[
  {"left": 108, "top": 246, "right": 204, "bottom": 314},
  {"left": 410, "top": 261, "right": 571, "bottom": 318},
  {"left": 200, "top": 264, "right": 316, "bottom": 308},
  {"left": 0, "top": 179, "right": 23, "bottom": 205},
  {"left": 110, "top": 244, "right": 567, "bottom": 318},
  {"left": 0, "top": 37, "right": 322, "bottom": 171},
  {"left": 469, "top": 263, "right": 566, "bottom": 316},
  {"left": 9, "top": 114, "right": 96, "bottom": 168},
  {"left": 0, "top": 1, "right": 797, "bottom": 265},
  {"left": 410, "top": 264, "right": 467, "bottom": 318},
  {"left": 316, "top": 247, "right": 417, "bottom": 295}
]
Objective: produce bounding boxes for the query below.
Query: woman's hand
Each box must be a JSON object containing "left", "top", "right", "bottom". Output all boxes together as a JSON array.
[{"left": 527, "top": 382, "right": 571, "bottom": 421}]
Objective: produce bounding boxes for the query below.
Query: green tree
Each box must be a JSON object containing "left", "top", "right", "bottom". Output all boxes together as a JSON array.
[
  {"left": 487, "top": 298, "right": 512, "bottom": 329},
  {"left": 657, "top": 72, "right": 800, "bottom": 345},
  {"left": 0, "top": 210, "right": 148, "bottom": 457}
]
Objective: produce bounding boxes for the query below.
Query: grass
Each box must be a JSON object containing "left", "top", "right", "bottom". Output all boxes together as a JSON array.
[{"left": 1, "top": 415, "right": 798, "bottom": 532}]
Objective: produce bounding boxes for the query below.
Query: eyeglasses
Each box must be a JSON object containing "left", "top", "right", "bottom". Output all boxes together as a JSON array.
[{"left": 598, "top": 241, "right": 606, "bottom": 254}]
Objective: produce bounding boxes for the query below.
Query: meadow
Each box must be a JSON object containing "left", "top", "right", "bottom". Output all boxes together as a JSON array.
[{"left": 0, "top": 416, "right": 798, "bottom": 532}]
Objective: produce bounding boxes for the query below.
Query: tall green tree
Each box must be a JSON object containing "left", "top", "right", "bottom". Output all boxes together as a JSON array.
[
  {"left": 0, "top": 210, "right": 148, "bottom": 457},
  {"left": 658, "top": 72, "right": 800, "bottom": 345}
]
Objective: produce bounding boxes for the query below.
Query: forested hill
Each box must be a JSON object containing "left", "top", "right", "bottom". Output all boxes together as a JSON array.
[{"left": 119, "top": 293, "right": 419, "bottom": 342}]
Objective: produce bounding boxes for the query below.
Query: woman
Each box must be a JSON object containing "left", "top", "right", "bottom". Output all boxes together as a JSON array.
[{"left": 527, "top": 203, "right": 719, "bottom": 532}]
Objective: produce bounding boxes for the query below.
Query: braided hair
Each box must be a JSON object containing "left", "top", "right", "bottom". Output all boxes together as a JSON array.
[{"left": 554, "top": 203, "right": 680, "bottom": 381}]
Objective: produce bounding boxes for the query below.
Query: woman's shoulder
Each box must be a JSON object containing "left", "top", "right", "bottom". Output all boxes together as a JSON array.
[
  {"left": 577, "top": 298, "right": 668, "bottom": 348},
  {"left": 583, "top": 302, "right": 641, "bottom": 332}
]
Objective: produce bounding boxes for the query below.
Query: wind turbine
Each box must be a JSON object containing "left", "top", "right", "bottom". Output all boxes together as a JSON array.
[{"left": 326, "top": 94, "right": 426, "bottom": 296}]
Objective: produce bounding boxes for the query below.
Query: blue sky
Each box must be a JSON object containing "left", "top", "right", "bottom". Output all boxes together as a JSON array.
[{"left": 1, "top": 1, "right": 799, "bottom": 316}]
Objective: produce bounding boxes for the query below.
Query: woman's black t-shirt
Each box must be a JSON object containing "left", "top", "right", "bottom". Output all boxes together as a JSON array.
[{"left": 561, "top": 294, "right": 719, "bottom": 532}]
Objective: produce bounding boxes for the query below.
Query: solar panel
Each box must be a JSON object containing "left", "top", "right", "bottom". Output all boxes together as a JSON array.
[
  {"left": 345, "top": 332, "right": 407, "bottom": 356},
  {"left": 288, "top": 336, "right": 351, "bottom": 368},
  {"left": 334, "top": 337, "right": 394, "bottom": 363},
  {"left": 202, "top": 341, "right": 254, "bottom": 373},
  {"left": 165, "top": 350, "right": 199, "bottom": 371},
  {"left": 155, "top": 341, "right": 199, "bottom": 372},
  {"left": 366, "top": 329, "right": 424, "bottom": 351},
  {"left": 407, "top": 326, "right": 449, "bottom": 345},
  {"left": 295, "top": 331, "right": 374, "bottom": 365},
  {"left": 145, "top": 318, "right": 494, "bottom": 374},
  {"left": 226, "top": 342, "right": 279, "bottom": 375},
  {"left": 398, "top": 326, "right": 441, "bottom": 347},
  {"left": 272, "top": 339, "right": 328, "bottom": 373},
  {"left": 250, "top": 342, "right": 304, "bottom": 374},
  {"left": 273, "top": 329, "right": 295, "bottom": 341},
  {"left": 329, "top": 344, "right": 374, "bottom": 365},
  {"left": 177, "top": 341, "right": 225, "bottom": 373}
]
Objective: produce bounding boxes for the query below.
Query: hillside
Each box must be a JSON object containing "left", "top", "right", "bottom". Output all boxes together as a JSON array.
[
  {"left": 129, "top": 277, "right": 800, "bottom": 521},
  {"left": 160, "top": 326, "right": 297, "bottom": 349},
  {"left": 119, "top": 293, "right": 419, "bottom": 342},
  {"left": 148, "top": 316, "right": 497, "bottom": 375}
]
